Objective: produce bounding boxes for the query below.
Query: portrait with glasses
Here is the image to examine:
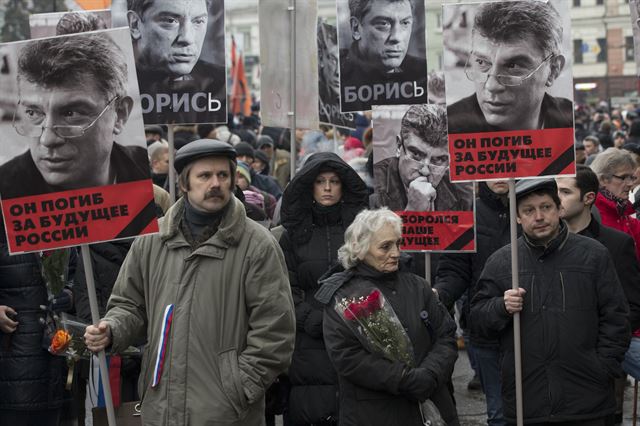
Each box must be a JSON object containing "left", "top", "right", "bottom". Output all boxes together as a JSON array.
[
  {"left": 442, "top": 0, "right": 574, "bottom": 134},
  {"left": 0, "top": 29, "right": 150, "bottom": 201},
  {"left": 372, "top": 104, "right": 473, "bottom": 212}
]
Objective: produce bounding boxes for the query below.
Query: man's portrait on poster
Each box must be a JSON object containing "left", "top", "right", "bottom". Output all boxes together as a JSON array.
[
  {"left": 337, "top": 0, "right": 428, "bottom": 112},
  {"left": 318, "top": 20, "right": 356, "bottom": 129},
  {"left": 126, "top": 0, "right": 227, "bottom": 124},
  {"left": 444, "top": 0, "right": 574, "bottom": 134},
  {"left": 373, "top": 104, "right": 474, "bottom": 212},
  {"left": 0, "top": 32, "right": 149, "bottom": 200}
]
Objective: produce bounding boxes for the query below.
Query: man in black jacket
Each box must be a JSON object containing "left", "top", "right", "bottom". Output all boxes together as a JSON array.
[
  {"left": 435, "top": 180, "right": 512, "bottom": 426},
  {"left": 472, "top": 178, "right": 630, "bottom": 425},
  {"left": 556, "top": 165, "right": 640, "bottom": 424}
]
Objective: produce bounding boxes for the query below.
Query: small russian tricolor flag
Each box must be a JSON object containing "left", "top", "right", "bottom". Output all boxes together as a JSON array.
[{"left": 152, "top": 304, "right": 174, "bottom": 388}]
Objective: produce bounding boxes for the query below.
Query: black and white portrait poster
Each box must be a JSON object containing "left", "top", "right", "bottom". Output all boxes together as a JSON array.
[
  {"left": 318, "top": 19, "right": 356, "bottom": 130},
  {"left": 111, "top": 0, "right": 227, "bottom": 125},
  {"left": 336, "top": 0, "right": 428, "bottom": 113},
  {"left": 371, "top": 104, "right": 475, "bottom": 252},
  {"left": 630, "top": 0, "right": 640, "bottom": 77},
  {"left": 259, "top": 0, "right": 319, "bottom": 130},
  {"left": 443, "top": 0, "right": 575, "bottom": 182},
  {"left": 0, "top": 28, "right": 158, "bottom": 254},
  {"left": 29, "top": 9, "right": 112, "bottom": 39}
]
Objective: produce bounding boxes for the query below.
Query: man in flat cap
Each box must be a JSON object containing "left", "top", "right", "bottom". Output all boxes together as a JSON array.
[
  {"left": 85, "top": 139, "right": 295, "bottom": 426},
  {"left": 471, "top": 178, "right": 629, "bottom": 425}
]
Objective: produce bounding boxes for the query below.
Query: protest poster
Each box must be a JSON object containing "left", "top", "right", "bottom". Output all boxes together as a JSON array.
[
  {"left": 29, "top": 9, "right": 112, "bottom": 38},
  {"left": 443, "top": 0, "right": 575, "bottom": 182},
  {"left": 259, "top": 0, "right": 319, "bottom": 130},
  {"left": 630, "top": 0, "right": 640, "bottom": 77},
  {"left": 318, "top": 19, "right": 356, "bottom": 130},
  {"left": 372, "top": 104, "right": 475, "bottom": 252},
  {"left": 110, "top": 0, "right": 227, "bottom": 125},
  {"left": 336, "top": 0, "right": 428, "bottom": 113},
  {"left": 0, "top": 28, "right": 158, "bottom": 254}
]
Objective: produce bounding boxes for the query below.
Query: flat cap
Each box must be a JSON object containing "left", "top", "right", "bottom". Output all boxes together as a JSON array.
[
  {"left": 515, "top": 178, "right": 557, "bottom": 201},
  {"left": 174, "top": 139, "right": 236, "bottom": 173}
]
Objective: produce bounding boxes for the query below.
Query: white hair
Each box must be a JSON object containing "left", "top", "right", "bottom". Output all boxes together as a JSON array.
[
  {"left": 338, "top": 208, "right": 402, "bottom": 269},
  {"left": 590, "top": 147, "right": 636, "bottom": 181}
]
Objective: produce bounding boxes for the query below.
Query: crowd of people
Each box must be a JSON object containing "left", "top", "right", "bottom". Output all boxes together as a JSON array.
[{"left": 3, "top": 99, "right": 640, "bottom": 426}]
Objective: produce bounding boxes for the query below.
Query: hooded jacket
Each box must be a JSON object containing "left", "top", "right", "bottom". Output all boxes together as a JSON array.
[
  {"left": 471, "top": 223, "right": 630, "bottom": 423},
  {"left": 103, "top": 196, "right": 295, "bottom": 426},
  {"left": 279, "top": 152, "right": 368, "bottom": 424}
]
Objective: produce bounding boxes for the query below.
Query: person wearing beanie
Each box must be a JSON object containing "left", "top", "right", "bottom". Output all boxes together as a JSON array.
[
  {"left": 234, "top": 143, "right": 283, "bottom": 199},
  {"left": 85, "top": 139, "right": 295, "bottom": 426},
  {"left": 258, "top": 133, "right": 291, "bottom": 188},
  {"left": 253, "top": 149, "right": 271, "bottom": 175},
  {"left": 234, "top": 141, "right": 255, "bottom": 164},
  {"left": 236, "top": 160, "right": 252, "bottom": 185},
  {"left": 472, "top": 178, "right": 629, "bottom": 425},
  {"left": 236, "top": 160, "right": 276, "bottom": 221}
]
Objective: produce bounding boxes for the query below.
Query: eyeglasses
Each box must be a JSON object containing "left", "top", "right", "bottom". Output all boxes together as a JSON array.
[
  {"left": 401, "top": 140, "right": 449, "bottom": 167},
  {"left": 611, "top": 173, "right": 638, "bottom": 184},
  {"left": 464, "top": 53, "right": 555, "bottom": 87},
  {"left": 12, "top": 96, "right": 119, "bottom": 139}
]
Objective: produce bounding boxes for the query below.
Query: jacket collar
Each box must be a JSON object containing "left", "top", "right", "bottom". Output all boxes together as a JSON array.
[
  {"left": 160, "top": 195, "right": 246, "bottom": 250},
  {"left": 577, "top": 214, "right": 601, "bottom": 239},
  {"left": 523, "top": 220, "right": 569, "bottom": 258}
]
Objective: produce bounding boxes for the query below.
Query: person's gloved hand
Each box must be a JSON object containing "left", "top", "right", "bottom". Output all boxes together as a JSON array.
[
  {"left": 398, "top": 367, "right": 438, "bottom": 402},
  {"left": 49, "top": 289, "right": 73, "bottom": 313}
]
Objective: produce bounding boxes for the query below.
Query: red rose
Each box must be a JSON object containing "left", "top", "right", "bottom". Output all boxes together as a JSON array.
[{"left": 365, "top": 290, "right": 382, "bottom": 313}]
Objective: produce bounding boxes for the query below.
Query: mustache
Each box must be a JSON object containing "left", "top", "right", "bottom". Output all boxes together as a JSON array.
[{"left": 204, "top": 189, "right": 225, "bottom": 199}]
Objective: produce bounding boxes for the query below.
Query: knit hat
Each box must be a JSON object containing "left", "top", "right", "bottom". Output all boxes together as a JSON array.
[
  {"left": 257, "top": 135, "right": 275, "bottom": 149},
  {"left": 236, "top": 160, "right": 252, "bottom": 184},
  {"left": 234, "top": 141, "right": 255, "bottom": 159}
]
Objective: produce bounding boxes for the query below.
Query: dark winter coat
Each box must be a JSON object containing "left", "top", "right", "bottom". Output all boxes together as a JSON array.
[
  {"left": 0, "top": 225, "right": 66, "bottom": 410},
  {"left": 434, "top": 183, "right": 517, "bottom": 349},
  {"left": 578, "top": 216, "right": 640, "bottom": 331},
  {"left": 279, "top": 152, "right": 368, "bottom": 424},
  {"left": 471, "top": 222, "right": 630, "bottom": 423},
  {"left": 315, "top": 262, "right": 459, "bottom": 426},
  {"left": 74, "top": 240, "right": 133, "bottom": 323}
]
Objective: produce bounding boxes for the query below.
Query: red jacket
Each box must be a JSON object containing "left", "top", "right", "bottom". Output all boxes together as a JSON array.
[{"left": 595, "top": 192, "right": 640, "bottom": 263}]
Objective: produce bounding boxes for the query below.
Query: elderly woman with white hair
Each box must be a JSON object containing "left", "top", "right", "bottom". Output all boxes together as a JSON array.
[{"left": 315, "top": 208, "right": 459, "bottom": 426}]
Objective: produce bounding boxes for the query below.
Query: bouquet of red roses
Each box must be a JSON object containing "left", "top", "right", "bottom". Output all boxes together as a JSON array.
[{"left": 335, "top": 288, "right": 414, "bottom": 366}]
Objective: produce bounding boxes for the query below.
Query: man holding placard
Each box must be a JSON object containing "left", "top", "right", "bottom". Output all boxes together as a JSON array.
[
  {"left": 85, "top": 139, "right": 295, "bottom": 426},
  {"left": 472, "top": 179, "right": 629, "bottom": 425}
]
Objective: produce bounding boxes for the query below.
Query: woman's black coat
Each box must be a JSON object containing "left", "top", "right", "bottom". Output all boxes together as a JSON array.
[{"left": 279, "top": 152, "right": 368, "bottom": 424}]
